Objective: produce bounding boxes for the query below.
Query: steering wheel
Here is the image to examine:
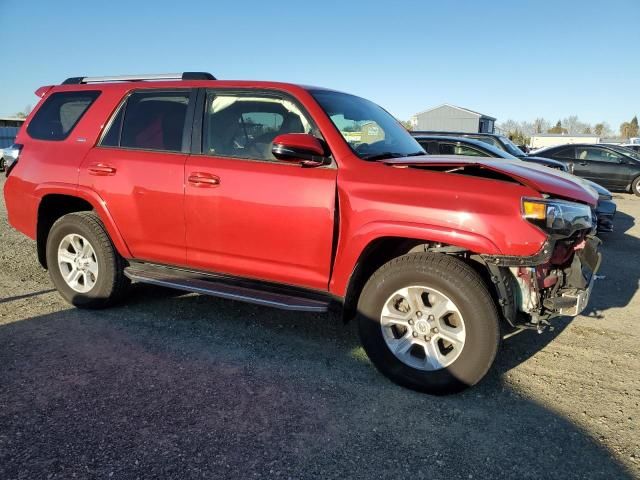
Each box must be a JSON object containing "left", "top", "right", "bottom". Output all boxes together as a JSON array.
[{"left": 355, "top": 142, "right": 371, "bottom": 154}]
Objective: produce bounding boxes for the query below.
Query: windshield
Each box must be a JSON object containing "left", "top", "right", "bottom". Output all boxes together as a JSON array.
[
  {"left": 311, "top": 90, "right": 425, "bottom": 160},
  {"left": 498, "top": 136, "right": 527, "bottom": 157}
]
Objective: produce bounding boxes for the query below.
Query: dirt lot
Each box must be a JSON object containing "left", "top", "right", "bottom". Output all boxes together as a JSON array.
[{"left": 0, "top": 176, "right": 638, "bottom": 480}]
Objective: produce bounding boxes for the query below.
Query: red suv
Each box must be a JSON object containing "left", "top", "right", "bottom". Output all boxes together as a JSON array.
[{"left": 3, "top": 72, "right": 602, "bottom": 394}]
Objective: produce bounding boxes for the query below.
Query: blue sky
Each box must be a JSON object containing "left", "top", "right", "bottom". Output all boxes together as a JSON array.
[{"left": 1, "top": 0, "right": 639, "bottom": 129}]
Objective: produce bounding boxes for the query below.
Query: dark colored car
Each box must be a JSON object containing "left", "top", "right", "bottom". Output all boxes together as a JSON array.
[
  {"left": 533, "top": 143, "right": 640, "bottom": 196},
  {"left": 412, "top": 135, "right": 616, "bottom": 232},
  {"left": 410, "top": 130, "right": 569, "bottom": 166}
]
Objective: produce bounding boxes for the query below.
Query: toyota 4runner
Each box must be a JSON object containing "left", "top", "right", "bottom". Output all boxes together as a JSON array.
[{"left": 3, "top": 72, "right": 602, "bottom": 394}]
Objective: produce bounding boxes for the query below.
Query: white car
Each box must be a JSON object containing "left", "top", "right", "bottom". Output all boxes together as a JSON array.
[{"left": 621, "top": 143, "right": 640, "bottom": 153}]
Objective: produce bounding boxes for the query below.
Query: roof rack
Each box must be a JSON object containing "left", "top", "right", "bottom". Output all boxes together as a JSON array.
[{"left": 62, "top": 72, "right": 216, "bottom": 85}]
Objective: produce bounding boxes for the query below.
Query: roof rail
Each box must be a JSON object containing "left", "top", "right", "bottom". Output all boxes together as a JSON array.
[{"left": 61, "top": 72, "right": 216, "bottom": 85}]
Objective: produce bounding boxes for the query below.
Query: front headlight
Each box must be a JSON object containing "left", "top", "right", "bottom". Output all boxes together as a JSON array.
[{"left": 522, "top": 198, "right": 593, "bottom": 237}]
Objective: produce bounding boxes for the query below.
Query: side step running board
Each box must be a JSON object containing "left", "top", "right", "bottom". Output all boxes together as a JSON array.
[{"left": 124, "top": 263, "right": 331, "bottom": 312}]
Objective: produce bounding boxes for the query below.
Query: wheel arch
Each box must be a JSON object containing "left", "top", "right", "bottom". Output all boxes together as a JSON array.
[
  {"left": 35, "top": 186, "right": 132, "bottom": 268},
  {"left": 338, "top": 233, "right": 499, "bottom": 323}
]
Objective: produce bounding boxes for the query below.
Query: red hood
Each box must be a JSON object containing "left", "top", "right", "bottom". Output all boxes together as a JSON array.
[{"left": 382, "top": 155, "right": 598, "bottom": 206}]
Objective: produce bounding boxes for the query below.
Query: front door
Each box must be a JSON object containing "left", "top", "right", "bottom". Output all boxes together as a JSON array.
[
  {"left": 574, "top": 146, "right": 627, "bottom": 189},
  {"left": 184, "top": 90, "right": 337, "bottom": 290},
  {"left": 80, "top": 89, "right": 195, "bottom": 265}
]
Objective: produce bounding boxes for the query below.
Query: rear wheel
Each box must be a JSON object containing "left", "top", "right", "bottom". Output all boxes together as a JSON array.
[
  {"left": 357, "top": 252, "right": 500, "bottom": 395},
  {"left": 46, "top": 212, "right": 129, "bottom": 308},
  {"left": 632, "top": 177, "right": 640, "bottom": 197}
]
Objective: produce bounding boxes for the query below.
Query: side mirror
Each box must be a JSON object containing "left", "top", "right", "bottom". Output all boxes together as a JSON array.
[{"left": 272, "top": 134, "right": 329, "bottom": 166}]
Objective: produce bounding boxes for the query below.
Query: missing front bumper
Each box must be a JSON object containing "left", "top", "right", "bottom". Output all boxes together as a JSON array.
[{"left": 542, "top": 236, "right": 602, "bottom": 317}]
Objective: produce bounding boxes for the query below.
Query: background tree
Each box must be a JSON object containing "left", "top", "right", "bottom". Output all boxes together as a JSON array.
[
  {"left": 13, "top": 105, "right": 32, "bottom": 119},
  {"left": 620, "top": 116, "right": 639, "bottom": 139},
  {"left": 534, "top": 118, "right": 550, "bottom": 134},
  {"left": 631, "top": 116, "right": 639, "bottom": 137},
  {"left": 548, "top": 120, "right": 567, "bottom": 134},
  {"left": 399, "top": 120, "right": 413, "bottom": 131},
  {"left": 593, "top": 122, "right": 613, "bottom": 137}
]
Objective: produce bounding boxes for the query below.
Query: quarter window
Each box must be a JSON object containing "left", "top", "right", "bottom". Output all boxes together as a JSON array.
[
  {"left": 27, "top": 91, "right": 100, "bottom": 141},
  {"left": 101, "top": 91, "right": 191, "bottom": 152},
  {"left": 551, "top": 147, "right": 575, "bottom": 160},
  {"left": 203, "top": 93, "right": 314, "bottom": 161}
]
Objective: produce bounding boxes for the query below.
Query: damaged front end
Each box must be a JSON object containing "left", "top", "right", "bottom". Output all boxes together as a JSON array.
[{"left": 482, "top": 198, "right": 602, "bottom": 332}]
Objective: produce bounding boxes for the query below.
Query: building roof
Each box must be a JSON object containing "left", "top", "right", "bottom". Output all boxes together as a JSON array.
[
  {"left": 0, "top": 117, "right": 26, "bottom": 122},
  {"left": 412, "top": 103, "right": 496, "bottom": 120},
  {"left": 530, "top": 133, "right": 600, "bottom": 138}
]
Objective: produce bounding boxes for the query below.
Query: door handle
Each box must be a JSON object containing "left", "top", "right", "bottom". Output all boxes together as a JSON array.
[
  {"left": 579, "top": 162, "right": 588, "bottom": 166},
  {"left": 88, "top": 163, "right": 117, "bottom": 176},
  {"left": 188, "top": 173, "right": 220, "bottom": 187}
]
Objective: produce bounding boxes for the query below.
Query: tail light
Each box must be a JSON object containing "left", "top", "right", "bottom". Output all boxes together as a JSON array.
[{"left": 3, "top": 144, "right": 22, "bottom": 177}]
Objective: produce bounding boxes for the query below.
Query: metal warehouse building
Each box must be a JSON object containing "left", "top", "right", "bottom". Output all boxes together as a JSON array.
[
  {"left": 410, "top": 104, "right": 496, "bottom": 133},
  {"left": 0, "top": 117, "right": 25, "bottom": 148},
  {"left": 530, "top": 133, "right": 600, "bottom": 149}
]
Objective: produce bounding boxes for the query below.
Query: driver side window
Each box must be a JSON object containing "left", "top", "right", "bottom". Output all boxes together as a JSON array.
[{"left": 203, "top": 92, "right": 314, "bottom": 161}]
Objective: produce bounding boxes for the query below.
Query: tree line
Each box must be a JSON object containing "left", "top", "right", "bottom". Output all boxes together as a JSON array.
[
  {"left": 400, "top": 115, "right": 639, "bottom": 146},
  {"left": 498, "top": 116, "right": 638, "bottom": 146}
]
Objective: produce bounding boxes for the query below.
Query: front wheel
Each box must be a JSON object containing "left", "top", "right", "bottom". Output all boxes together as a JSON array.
[
  {"left": 46, "top": 212, "right": 129, "bottom": 308},
  {"left": 632, "top": 176, "right": 640, "bottom": 197},
  {"left": 357, "top": 252, "right": 500, "bottom": 395}
]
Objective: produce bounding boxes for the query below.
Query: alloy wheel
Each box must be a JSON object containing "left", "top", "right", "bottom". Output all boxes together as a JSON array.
[
  {"left": 57, "top": 233, "right": 99, "bottom": 293},
  {"left": 380, "top": 286, "right": 466, "bottom": 371}
]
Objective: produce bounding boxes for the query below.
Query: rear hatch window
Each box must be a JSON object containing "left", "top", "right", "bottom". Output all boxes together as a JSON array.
[{"left": 27, "top": 91, "right": 100, "bottom": 141}]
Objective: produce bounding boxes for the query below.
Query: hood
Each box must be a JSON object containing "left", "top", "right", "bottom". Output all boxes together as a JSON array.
[
  {"left": 581, "top": 179, "right": 612, "bottom": 198},
  {"left": 381, "top": 155, "right": 598, "bottom": 206}
]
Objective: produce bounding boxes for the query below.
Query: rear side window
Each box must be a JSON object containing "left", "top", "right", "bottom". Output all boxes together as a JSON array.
[
  {"left": 551, "top": 147, "right": 575, "bottom": 160},
  {"left": 101, "top": 91, "right": 191, "bottom": 152},
  {"left": 27, "top": 91, "right": 100, "bottom": 141}
]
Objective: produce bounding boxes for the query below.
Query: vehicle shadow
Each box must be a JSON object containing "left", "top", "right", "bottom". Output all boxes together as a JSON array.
[
  {"left": 585, "top": 209, "right": 639, "bottom": 317},
  {"left": 0, "top": 284, "right": 634, "bottom": 479}
]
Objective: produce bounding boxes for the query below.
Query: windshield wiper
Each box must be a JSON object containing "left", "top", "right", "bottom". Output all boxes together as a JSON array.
[{"left": 362, "top": 151, "right": 425, "bottom": 161}]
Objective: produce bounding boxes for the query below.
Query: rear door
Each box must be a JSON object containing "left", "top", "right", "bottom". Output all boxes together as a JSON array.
[
  {"left": 545, "top": 146, "right": 576, "bottom": 172},
  {"left": 184, "top": 89, "right": 337, "bottom": 290},
  {"left": 80, "top": 89, "right": 195, "bottom": 265}
]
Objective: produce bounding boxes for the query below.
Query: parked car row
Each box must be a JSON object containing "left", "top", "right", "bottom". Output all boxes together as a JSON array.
[
  {"left": 410, "top": 134, "right": 617, "bottom": 232},
  {"left": 532, "top": 143, "right": 640, "bottom": 196},
  {"left": 3, "top": 72, "right": 603, "bottom": 395}
]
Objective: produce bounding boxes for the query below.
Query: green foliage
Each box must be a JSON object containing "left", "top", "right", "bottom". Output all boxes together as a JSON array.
[
  {"left": 506, "top": 129, "right": 529, "bottom": 146},
  {"left": 399, "top": 120, "right": 413, "bottom": 131},
  {"left": 548, "top": 120, "right": 568, "bottom": 134},
  {"left": 620, "top": 116, "right": 639, "bottom": 139}
]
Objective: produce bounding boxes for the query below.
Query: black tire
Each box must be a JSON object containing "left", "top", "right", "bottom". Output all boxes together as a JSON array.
[
  {"left": 357, "top": 252, "right": 500, "bottom": 395},
  {"left": 46, "top": 211, "right": 129, "bottom": 308},
  {"left": 0, "top": 156, "right": 5, "bottom": 171},
  {"left": 632, "top": 177, "right": 640, "bottom": 197}
]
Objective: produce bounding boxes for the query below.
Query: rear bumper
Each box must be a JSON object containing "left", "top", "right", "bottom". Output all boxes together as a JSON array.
[{"left": 3, "top": 176, "right": 38, "bottom": 239}]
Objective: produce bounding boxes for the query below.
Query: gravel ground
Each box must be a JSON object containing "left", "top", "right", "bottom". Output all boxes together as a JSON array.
[{"left": 1, "top": 176, "right": 638, "bottom": 479}]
